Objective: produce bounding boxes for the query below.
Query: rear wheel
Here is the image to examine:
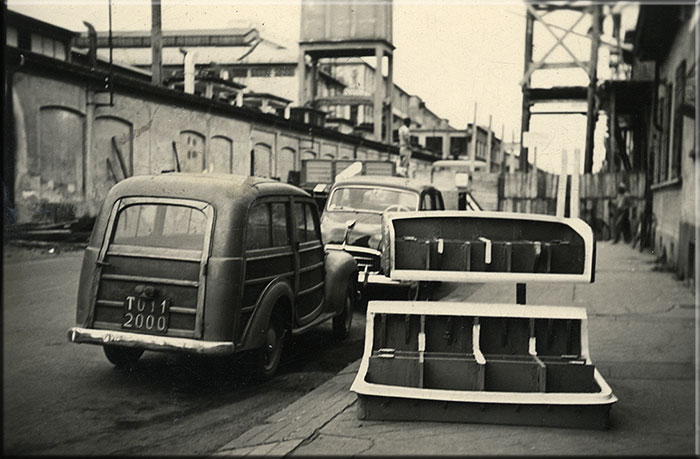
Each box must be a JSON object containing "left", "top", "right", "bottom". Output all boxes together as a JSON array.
[
  {"left": 252, "top": 313, "right": 286, "bottom": 380},
  {"left": 332, "top": 285, "right": 354, "bottom": 340},
  {"left": 103, "top": 345, "right": 144, "bottom": 370}
]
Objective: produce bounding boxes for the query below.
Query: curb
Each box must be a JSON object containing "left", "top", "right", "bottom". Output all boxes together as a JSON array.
[{"left": 213, "top": 360, "right": 361, "bottom": 457}]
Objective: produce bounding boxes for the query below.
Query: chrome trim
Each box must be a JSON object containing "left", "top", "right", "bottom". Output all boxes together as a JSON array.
[
  {"left": 67, "top": 327, "right": 234, "bottom": 355},
  {"left": 358, "top": 271, "right": 405, "bottom": 286},
  {"left": 100, "top": 273, "right": 199, "bottom": 287},
  {"left": 326, "top": 244, "right": 380, "bottom": 256},
  {"left": 106, "top": 244, "right": 202, "bottom": 262}
]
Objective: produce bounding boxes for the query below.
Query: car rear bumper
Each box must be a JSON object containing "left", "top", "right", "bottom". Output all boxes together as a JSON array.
[{"left": 67, "top": 327, "right": 235, "bottom": 355}]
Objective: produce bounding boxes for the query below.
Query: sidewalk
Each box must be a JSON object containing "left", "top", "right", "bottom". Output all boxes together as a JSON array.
[{"left": 215, "top": 242, "right": 697, "bottom": 456}]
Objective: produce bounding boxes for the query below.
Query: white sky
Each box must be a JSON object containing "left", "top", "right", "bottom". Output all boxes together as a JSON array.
[{"left": 7, "top": 0, "right": 615, "bottom": 173}]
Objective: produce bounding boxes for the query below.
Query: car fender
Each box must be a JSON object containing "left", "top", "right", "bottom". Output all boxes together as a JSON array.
[
  {"left": 324, "top": 248, "right": 358, "bottom": 316},
  {"left": 241, "top": 278, "right": 294, "bottom": 350}
]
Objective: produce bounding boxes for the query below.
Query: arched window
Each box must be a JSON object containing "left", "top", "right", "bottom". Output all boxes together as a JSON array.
[
  {"left": 302, "top": 150, "right": 316, "bottom": 160},
  {"left": 178, "top": 130, "right": 206, "bottom": 173},
  {"left": 38, "top": 106, "right": 85, "bottom": 191},
  {"left": 209, "top": 135, "right": 233, "bottom": 173},
  {"left": 277, "top": 147, "right": 296, "bottom": 183},
  {"left": 252, "top": 142, "right": 272, "bottom": 177},
  {"left": 93, "top": 115, "right": 133, "bottom": 202}
]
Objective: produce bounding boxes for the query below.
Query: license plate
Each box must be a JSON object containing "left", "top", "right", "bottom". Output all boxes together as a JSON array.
[{"left": 122, "top": 295, "right": 171, "bottom": 334}]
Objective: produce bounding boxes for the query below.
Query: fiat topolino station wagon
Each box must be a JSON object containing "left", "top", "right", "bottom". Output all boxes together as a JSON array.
[{"left": 68, "top": 173, "right": 358, "bottom": 378}]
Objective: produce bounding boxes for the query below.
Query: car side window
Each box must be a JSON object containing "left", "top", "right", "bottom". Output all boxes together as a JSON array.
[
  {"left": 294, "top": 202, "right": 308, "bottom": 243},
  {"left": 304, "top": 204, "right": 321, "bottom": 242},
  {"left": 271, "top": 202, "right": 290, "bottom": 247},
  {"left": 246, "top": 203, "right": 271, "bottom": 250},
  {"left": 435, "top": 191, "right": 445, "bottom": 210},
  {"left": 421, "top": 192, "right": 434, "bottom": 210}
]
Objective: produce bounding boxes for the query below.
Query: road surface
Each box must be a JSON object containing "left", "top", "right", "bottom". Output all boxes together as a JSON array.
[{"left": 3, "top": 245, "right": 372, "bottom": 455}]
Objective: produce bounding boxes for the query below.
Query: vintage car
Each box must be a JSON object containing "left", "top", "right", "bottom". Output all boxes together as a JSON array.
[
  {"left": 429, "top": 160, "right": 483, "bottom": 211},
  {"left": 68, "top": 173, "right": 358, "bottom": 378},
  {"left": 320, "top": 175, "right": 444, "bottom": 292}
]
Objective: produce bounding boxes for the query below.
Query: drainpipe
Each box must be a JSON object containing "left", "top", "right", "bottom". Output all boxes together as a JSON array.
[{"left": 180, "top": 48, "right": 195, "bottom": 94}]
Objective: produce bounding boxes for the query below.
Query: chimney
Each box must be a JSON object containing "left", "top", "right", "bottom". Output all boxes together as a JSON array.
[
  {"left": 180, "top": 48, "right": 195, "bottom": 94},
  {"left": 83, "top": 21, "right": 97, "bottom": 68},
  {"left": 151, "top": 0, "right": 163, "bottom": 84}
]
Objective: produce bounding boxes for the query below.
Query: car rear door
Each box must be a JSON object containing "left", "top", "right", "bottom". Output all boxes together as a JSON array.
[
  {"left": 90, "top": 197, "right": 214, "bottom": 339},
  {"left": 292, "top": 198, "right": 325, "bottom": 324}
]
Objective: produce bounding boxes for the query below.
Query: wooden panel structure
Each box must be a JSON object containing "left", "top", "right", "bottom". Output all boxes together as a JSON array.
[{"left": 498, "top": 171, "right": 645, "bottom": 240}]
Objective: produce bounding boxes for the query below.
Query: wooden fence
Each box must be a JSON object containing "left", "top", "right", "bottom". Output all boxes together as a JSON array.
[{"left": 498, "top": 171, "right": 646, "bottom": 240}]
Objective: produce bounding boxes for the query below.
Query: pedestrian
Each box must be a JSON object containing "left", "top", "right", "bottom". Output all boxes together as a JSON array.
[
  {"left": 612, "top": 182, "right": 632, "bottom": 244},
  {"left": 398, "top": 117, "right": 411, "bottom": 176}
]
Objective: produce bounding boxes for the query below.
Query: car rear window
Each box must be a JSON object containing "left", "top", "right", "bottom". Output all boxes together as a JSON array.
[{"left": 112, "top": 204, "right": 208, "bottom": 250}]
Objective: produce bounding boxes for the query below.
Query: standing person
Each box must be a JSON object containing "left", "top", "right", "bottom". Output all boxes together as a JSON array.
[
  {"left": 613, "top": 182, "right": 632, "bottom": 244},
  {"left": 398, "top": 117, "right": 411, "bottom": 177}
]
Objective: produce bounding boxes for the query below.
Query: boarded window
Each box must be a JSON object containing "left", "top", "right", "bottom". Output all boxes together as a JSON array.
[
  {"left": 210, "top": 136, "right": 233, "bottom": 173},
  {"left": 277, "top": 147, "right": 296, "bottom": 183},
  {"left": 38, "top": 106, "right": 84, "bottom": 190},
  {"left": 252, "top": 143, "right": 272, "bottom": 177},
  {"left": 93, "top": 116, "right": 133, "bottom": 203},
  {"left": 179, "top": 131, "right": 206, "bottom": 173}
]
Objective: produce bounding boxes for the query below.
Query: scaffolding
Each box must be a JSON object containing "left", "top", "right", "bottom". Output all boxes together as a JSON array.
[{"left": 519, "top": 1, "right": 603, "bottom": 173}]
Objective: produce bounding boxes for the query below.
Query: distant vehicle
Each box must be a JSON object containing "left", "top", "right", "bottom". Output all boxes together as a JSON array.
[
  {"left": 299, "top": 159, "right": 396, "bottom": 211},
  {"left": 430, "top": 160, "right": 482, "bottom": 211},
  {"left": 68, "top": 173, "right": 358, "bottom": 379},
  {"left": 320, "top": 175, "right": 444, "bottom": 293}
]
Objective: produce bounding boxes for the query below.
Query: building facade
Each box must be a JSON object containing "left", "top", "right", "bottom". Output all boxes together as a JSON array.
[
  {"left": 620, "top": 5, "right": 697, "bottom": 283},
  {"left": 4, "top": 11, "right": 438, "bottom": 225}
]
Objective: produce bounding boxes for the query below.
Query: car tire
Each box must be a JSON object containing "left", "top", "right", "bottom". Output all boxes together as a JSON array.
[
  {"left": 252, "top": 313, "right": 286, "bottom": 380},
  {"left": 332, "top": 285, "right": 354, "bottom": 340},
  {"left": 103, "top": 345, "right": 144, "bottom": 370}
]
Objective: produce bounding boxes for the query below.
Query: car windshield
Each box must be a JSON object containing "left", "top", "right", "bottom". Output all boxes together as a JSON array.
[{"left": 327, "top": 186, "right": 419, "bottom": 213}]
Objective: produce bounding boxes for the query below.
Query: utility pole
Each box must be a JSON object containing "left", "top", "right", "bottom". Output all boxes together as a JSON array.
[
  {"left": 470, "top": 102, "right": 478, "bottom": 173},
  {"left": 584, "top": 4, "right": 601, "bottom": 173},
  {"left": 499, "top": 124, "right": 505, "bottom": 172},
  {"left": 151, "top": 0, "right": 163, "bottom": 85},
  {"left": 519, "top": 8, "right": 534, "bottom": 172},
  {"left": 486, "top": 115, "right": 493, "bottom": 172}
]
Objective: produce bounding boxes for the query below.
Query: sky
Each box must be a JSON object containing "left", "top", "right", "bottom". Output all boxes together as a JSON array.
[{"left": 7, "top": 0, "right": 619, "bottom": 173}]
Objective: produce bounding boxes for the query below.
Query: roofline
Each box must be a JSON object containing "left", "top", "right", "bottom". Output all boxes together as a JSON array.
[
  {"left": 6, "top": 9, "right": 80, "bottom": 41},
  {"left": 6, "top": 46, "right": 440, "bottom": 162}
]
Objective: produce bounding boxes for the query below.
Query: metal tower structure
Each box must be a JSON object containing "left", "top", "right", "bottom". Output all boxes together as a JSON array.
[
  {"left": 520, "top": 1, "right": 603, "bottom": 173},
  {"left": 298, "top": 0, "right": 394, "bottom": 144}
]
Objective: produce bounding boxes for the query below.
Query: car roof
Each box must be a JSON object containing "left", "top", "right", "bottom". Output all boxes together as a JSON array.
[
  {"left": 107, "top": 173, "right": 310, "bottom": 204},
  {"left": 332, "top": 175, "right": 436, "bottom": 193}
]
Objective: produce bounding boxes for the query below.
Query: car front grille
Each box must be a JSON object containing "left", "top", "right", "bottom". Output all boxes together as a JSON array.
[{"left": 346, "top": 248, "right": 381, "bottom": 272}]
